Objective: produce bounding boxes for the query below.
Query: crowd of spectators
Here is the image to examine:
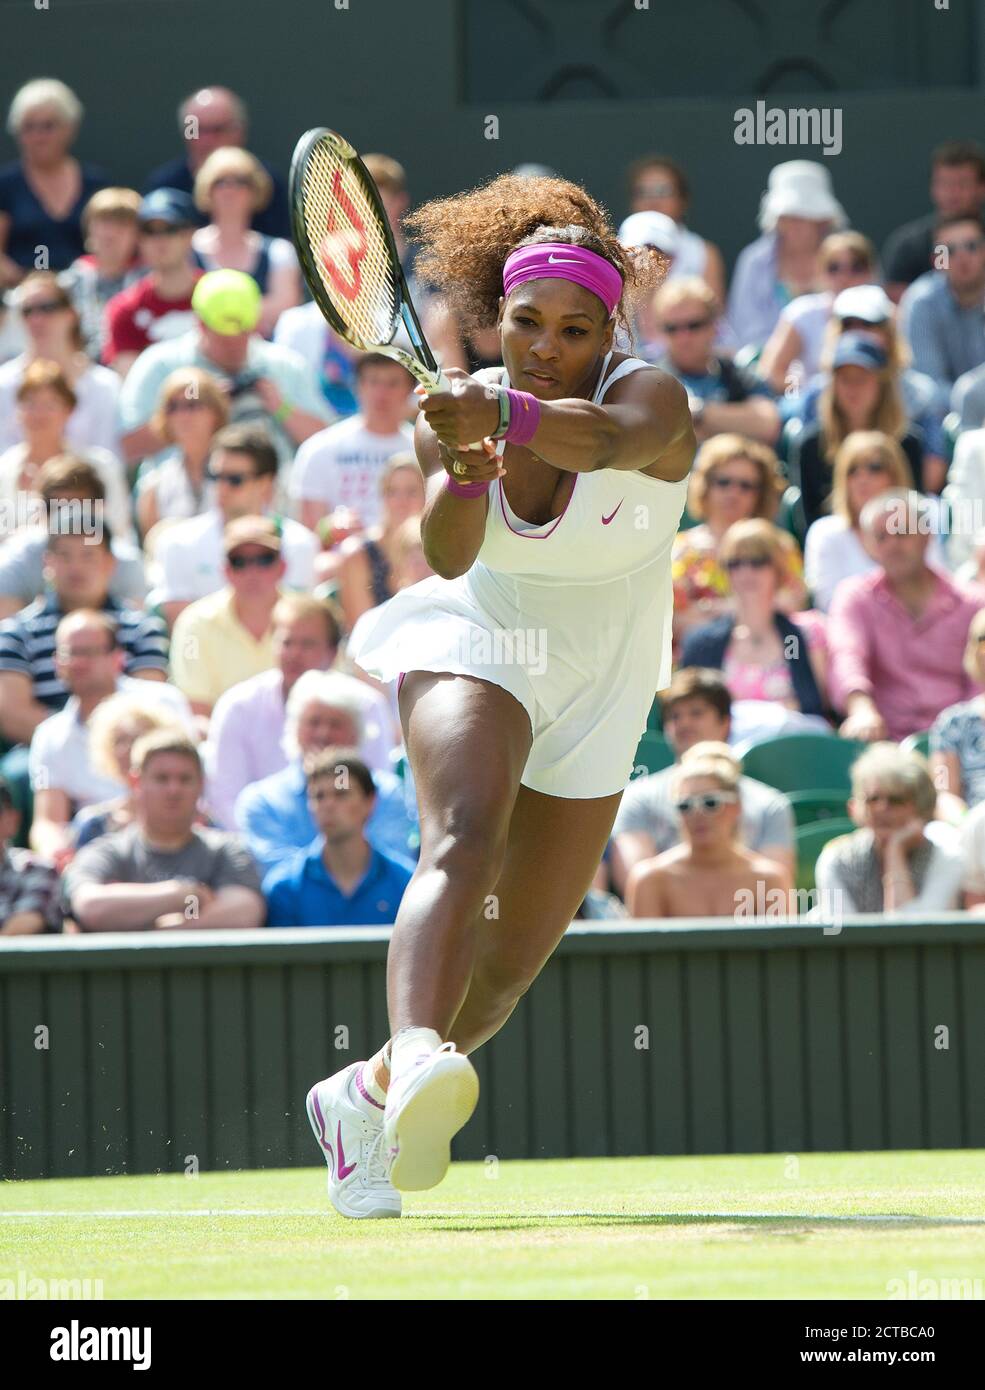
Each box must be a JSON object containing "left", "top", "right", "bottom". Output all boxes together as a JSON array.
[{"left": 2, "top": 77, "right": 985, "bottom": 931}]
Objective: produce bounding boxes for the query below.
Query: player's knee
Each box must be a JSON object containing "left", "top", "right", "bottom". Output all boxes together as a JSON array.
[{"left": 421, "top": 797, "right": 512, "bottom": 885}]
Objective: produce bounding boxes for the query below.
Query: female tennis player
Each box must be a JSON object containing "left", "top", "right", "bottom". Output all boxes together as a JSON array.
[{"left": 305, "top": 174, "right": 695, "bottom": 1217}]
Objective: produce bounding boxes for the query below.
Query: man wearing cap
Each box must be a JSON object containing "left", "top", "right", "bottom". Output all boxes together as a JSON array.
[
  {"left": 118, "top": 268, "right": 330, "bottom": 469},
  {"left": 898, "top": 213, "right": 985, "bottom": 397},
  {"left": 169, "top": 514, "right": 286, "bottom": 718},
  {"left": 142, "top": 87, "right": 290, "bottom": 241},
  {"left": 151, "top": 422, "right": 317, "bottom": 629},
  {"left": 102, "top": 189, "right": 203, "bottom": 378}
]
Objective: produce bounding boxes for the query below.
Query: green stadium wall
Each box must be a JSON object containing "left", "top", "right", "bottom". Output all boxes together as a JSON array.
[{"left": 2, "top": 919, "right": 984, "bottom": 1180}]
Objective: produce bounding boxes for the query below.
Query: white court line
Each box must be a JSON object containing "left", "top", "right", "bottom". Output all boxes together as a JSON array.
[{"left": 1, "top": 1209, "right": 983, "bottom": 1223}]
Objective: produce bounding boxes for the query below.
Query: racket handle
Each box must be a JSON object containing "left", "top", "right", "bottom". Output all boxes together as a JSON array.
[{"left": 422, "top": 371, "right": 484, "bottom": 451}]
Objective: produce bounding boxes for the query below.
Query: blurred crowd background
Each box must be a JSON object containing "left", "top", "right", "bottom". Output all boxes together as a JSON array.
[{"left": 3, "top": 59, "right": 985, "bottom": 934}]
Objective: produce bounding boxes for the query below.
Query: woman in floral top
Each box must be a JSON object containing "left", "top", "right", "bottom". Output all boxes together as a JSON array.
[{"left": 672, "top": 433, "right": 806, "bottom": 658}]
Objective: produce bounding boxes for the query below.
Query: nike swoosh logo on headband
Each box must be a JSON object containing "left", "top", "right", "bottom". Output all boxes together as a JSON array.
[{"left": 547, "top": 254, "right": 582, "bottom": 264}]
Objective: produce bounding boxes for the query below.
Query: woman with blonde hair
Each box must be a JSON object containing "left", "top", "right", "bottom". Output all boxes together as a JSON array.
[
  {"left": 671, "top": 433, "right": 806, "bottom": 650},
  {"left": 680, "top": 517, "right": 828, "bottom": 719},
  {"left": 135, "top": 367, "right": 229, "bottom": 535},
  {"left": 191, "top": 147, "right": 301, "bottom": 336},
  {"left": 790, "top": 332, "right": 929, "bottom": 531},
  {"left": 69, "top": 695, "right": 189, "bottom": 848},
  {"left": 335, "top": 455, "right": 426, "bottom": 627},
  {"left": 815, "top": 743, "right": 964, "bottom": 913},
  {"left": 804, "top": 430, "right": 947, "bottom": 610}
]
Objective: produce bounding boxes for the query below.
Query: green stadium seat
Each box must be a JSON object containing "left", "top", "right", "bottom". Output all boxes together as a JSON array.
[
  {"left": 795, "top": 817, "right": 854, "bottom": 893},
  {"left": 632, "top": 729, "right": 675, "bottom": 777},
  {"left": 786, "top": 788, "right": 850, "bottom": 827},
  {"left": 776, "top": 484, "right": 806, "bottom": 548},
  {"left": 741, "top": 734, "right": 867, "bottom": 795},
  {"left": 900, "top": 729, "right": 931, "bottom": 758},
  {"left": 645, "top": 696, "right": 664, "bottom": 732}
]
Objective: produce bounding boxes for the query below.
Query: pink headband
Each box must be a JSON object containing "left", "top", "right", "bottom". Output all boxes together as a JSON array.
[{"left": 502, "top": 242, "right": 623, "bottom": 317}]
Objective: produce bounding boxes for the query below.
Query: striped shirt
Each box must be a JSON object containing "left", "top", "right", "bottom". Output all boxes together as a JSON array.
[
  {"left": 0, "top": 593, "right": 168, "bottom": 710},
  {"left": 0, "top": 846, "right": 61, "bottom": 930}
]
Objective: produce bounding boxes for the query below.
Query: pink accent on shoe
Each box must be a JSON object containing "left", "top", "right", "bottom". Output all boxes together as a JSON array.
[
  {"left": 336, "top": 1122, "right": 357, "bottom": 1179},
  {"left": 354, "top": 1066, "right": 386, "bottom": 1111}
]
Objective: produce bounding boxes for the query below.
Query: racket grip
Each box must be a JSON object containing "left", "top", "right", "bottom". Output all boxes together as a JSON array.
[{"left": 423, "top": 372, "right": 484, "bottom": 451}]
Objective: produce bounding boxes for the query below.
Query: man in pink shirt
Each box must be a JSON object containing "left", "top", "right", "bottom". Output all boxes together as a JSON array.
[
  {"left": 203, "top": 592, "right": 396, "bottom": 827},
  {"left": 829, "top": 490, "right": 985, "bottom": 742}
]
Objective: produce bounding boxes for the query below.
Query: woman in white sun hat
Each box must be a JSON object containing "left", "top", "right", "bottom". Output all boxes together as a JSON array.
[{"left": 726, "top": 161, "right": 848, "bottom": 353}]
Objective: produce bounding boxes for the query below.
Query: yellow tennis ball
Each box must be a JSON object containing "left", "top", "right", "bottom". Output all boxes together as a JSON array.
[{"left": 192, "top": 270, "right": 262, "bottom": 335}]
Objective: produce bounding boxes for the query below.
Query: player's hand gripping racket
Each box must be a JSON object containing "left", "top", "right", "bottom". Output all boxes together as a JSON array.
[{"left": 290, "top": 126, "right": 483, "bottom": 455}]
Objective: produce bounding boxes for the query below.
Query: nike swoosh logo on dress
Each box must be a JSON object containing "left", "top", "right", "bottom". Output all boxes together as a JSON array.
[{"left": 601, "top": 500, "right": 624, "bottom": 525}]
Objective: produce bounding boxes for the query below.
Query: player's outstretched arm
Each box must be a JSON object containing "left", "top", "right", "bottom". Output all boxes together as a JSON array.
[{"left": 413, "top": 410, "right": 502, "bottom": 580}]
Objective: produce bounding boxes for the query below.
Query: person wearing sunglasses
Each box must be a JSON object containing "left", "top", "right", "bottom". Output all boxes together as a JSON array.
[
  {"left": 680, "top": 518, "right": 829, "bottom": 733},
  {"left": 649, "top": 278, "right": 780, "bottom": 446},
  {"left": 624, "top": 154, "right": 726, "bottom": 303},
  {"left": 815, "top": 743, "right": 963, "bottom": 914},
  {"left": 0, "top": 271, "right": 121, "bottom": 460},
  {"left": 142, "top": 86, "right": 290, "bottom": 241},
  {"left": 191, "top": 148, "right": 301, "bottom": 340},
  {"left": 790, "top": 333, "right": 932, "bottom": 531},
  {"left": 169, "top": 514, "right": 287, "bottom": 719},
  {"left": 829, "top": 490, "right": 984, "bottom": 744},
  {"left": 898, "top": 212, "right": 985, "bottom": 398},
  {"left": 0, "top": 79, "right": 107, "bottom": 290},
  {"left": 671, "top": 434, "right": 806, "bottom": 655},
  {"left": 625, "top": 744, "right": 791, "bottom": 919},
  {"left": 791, "top": 285, "right": 948, "bottom": 474},
  {"left": 804, "top": 430, "right": 948, "bottom": 611},
  {"left": 102, "top": 189, "right": 203, "bottom": 379},
  {"left": 135, "top": 367, "right": 229, "bottom": 537},
  {"left": 883, "top": 140, "right": 985, "bottom": 303},
  {"left": 149, "top": 422, "right": 316, "bottom": 631},
  {"left": 759, "top": 231, "right": 877, "bottom": 395},
  {"left": 0, "top": 359, "right": 133, "bottom": 543}
]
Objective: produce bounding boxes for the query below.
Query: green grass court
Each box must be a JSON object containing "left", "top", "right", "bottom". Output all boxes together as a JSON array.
[{"left": 3, "top": 1151, "right": 984, "bottom": 1299}]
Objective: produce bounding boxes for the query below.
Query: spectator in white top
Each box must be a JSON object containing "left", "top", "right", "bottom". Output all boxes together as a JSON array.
[
  {"left": 151, "top": 423, "right": 317, "bottom": 629},
  {"left": 273, "top": 300, "right": 364, "bottom": 419},
  {"left": 0, "top": 455, "right": 146, "bottom": 620},
  {"left": 960, "top": 795, "right": 985, "bottom": 911},
  {"left": 29, "top": 610, "right": 193, "bottom": 865},
  {"left": 758, "top": 232, "right": 878, "bottom": 395},
  {"left": 291, "top": 353, "right": 415, "bottom": 532},
  {"left": 204, "top": 593, "right": 395, "bottom": 829},
  {"left": 608, "top": 669, "right": 795, "bottom": 898},
  {"left": 190, "top": 147, "right": 301, "bottom": 339},
  {"left": 0, "top": 360, "right": 132, "bottom": 541},
  {"left": 0, "top": 271, "right": 120, "bottom": 457},
  {"left": 814, "top": 743, "right": 964, "bottom": 913},
  {"left": 624, "top": 154, "right": 726, "bottom": 302},
  {"left": 135, "top": 366, "right": 228, "bottom": 537},
  {"left": 805, "top": 431, "right": 947, "bottom": 612}
]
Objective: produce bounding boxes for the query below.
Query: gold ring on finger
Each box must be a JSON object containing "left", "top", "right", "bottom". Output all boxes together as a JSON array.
[{"left": 453, "top": 460, "right": 468, "bottom": 476}]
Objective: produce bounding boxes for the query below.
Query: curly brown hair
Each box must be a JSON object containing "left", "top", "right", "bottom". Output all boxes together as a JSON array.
[{"left": 403, "top": 173, "right": 666, "bottom": 339}]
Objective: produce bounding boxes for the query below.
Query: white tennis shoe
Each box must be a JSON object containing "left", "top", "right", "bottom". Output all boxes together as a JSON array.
[
  {"left": 384, "top": 1041, "right": 480, "bottom": 1191},
  {"left": 306, "top": 1064, "right": 401, "bottom": 1219}
]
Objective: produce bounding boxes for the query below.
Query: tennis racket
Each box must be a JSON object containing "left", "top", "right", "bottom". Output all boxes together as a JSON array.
[{"left": 289, "top": 126, "right": 453, "bottom": 394}]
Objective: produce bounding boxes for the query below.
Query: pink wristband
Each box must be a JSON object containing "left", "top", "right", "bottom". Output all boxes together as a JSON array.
[
  {"left": 445, "top": 473, "right": 490, "bottom": 498},
  {"left": 503, "top": 389, "right": 541, "bottom": 447}
]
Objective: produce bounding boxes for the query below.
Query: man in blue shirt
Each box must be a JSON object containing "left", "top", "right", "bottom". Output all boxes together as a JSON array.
[
  {"left": 263, "top": 749, "right": 414, "bottom": 927},
  {"left": 234, "top": 668, "right": 417, "bottom": 875},
  {"left": 899, "top": 213, "right": 985, "bottom": 396}
]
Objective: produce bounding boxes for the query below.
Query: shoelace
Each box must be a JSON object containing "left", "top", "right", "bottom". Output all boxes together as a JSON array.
[{"left": 364, "top": 1127, "right": 392, "bottom": 1185}]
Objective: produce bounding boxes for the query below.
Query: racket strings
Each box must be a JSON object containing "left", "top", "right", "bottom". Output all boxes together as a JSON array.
[{"left": 300, "top": 145, "right": 399, "bottom": 347}]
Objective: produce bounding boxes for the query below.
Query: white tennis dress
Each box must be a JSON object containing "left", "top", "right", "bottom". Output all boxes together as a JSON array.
[{"left": 348, "top": 351, "right": 689, "bottom": 798}]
